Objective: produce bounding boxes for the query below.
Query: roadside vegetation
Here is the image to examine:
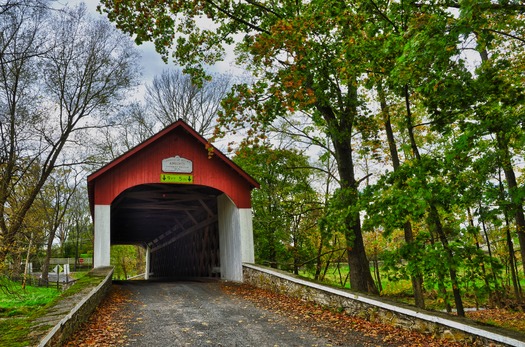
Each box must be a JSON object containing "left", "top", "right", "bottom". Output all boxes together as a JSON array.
[
  {"left": 302, "top": 263, "right": 524, "bottom": 309},
  {"left": 0, "top": 279, "right": 60, "bottom": 347},
  {"left": 0, "top": 279, "right": 60, "bottom": 318},
  {"left": 300, "top": 264, "right": 525, "bottom": 333},
  {"left": 0, "top": 271, "right": 104, "bottom": 347}
]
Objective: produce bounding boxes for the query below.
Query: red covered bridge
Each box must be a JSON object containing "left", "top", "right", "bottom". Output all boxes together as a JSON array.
[{"left": 87, "top": 120, "right": 259, "bottom": 281}]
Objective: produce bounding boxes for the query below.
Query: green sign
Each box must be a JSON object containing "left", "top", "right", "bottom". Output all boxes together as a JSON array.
[{"left": 160, "top": 173, "right": 193, "bottom": 184}]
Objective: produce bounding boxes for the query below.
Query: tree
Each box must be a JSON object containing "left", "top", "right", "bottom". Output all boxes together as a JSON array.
[
  {"left": 60, "top": 183, "right": 92, "bottom": 271},
  {"left": 111, "top": 245, "right": 139, "bottom": 280},
  {"left": 93, "top": 68, "right": 234, "bottom": 163},
  {"left": 359, "top": 0, "right": 525, "bottom": 314},
  {"left": 39, "top": 167, "right": 83, "bottom": 283},
  {"left": 94, "top": 102, "right": 157, "bottom": 162},
  {"left": 145, "top": 69, "right": 233, "bottom": 138},
  {"left": 371, "top": 80, "right": 425, "bottom": 308},
  {"left": 234, "top": 144, "right": 320, "bottom": 272},
  {"left": 0, "top": 2, "right": 140, "bottom": 272},
  {"left": 0, "top": 0, "right": 49, "bottom": 275},
  {"left": 469, "top": 23, "right": 525, "bottom": 276}
]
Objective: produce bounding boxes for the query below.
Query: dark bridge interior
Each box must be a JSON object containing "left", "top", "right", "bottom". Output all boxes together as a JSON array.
[{"left": 111, "top": 184, "right": 221, "bottom": 278}]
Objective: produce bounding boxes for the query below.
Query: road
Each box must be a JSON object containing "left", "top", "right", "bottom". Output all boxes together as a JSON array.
[{"left": 116, "top": 280, "right": 371, "bottom": 347}]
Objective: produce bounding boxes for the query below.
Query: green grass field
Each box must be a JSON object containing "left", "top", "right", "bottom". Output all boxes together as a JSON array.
[
  {"left": 0, "top": 281, "right": 60, "bottom": 318},
  {"left": 0, "top": 271, "right": 98, "bottom": 347},
  {"left": 0, "top": 279, "right": 61, "bottom": 346}
]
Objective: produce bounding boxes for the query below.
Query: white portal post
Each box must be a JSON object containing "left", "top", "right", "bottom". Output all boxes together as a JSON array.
[
  {"left": 218, "top": 194, "right": 242, "bottom": 281},
  {"left": 145, "top": 244, "right": 151, "bottom": 280},
  {"left": 94, "top": 205, "right": 111, "bottom": 268},
  {"left": 239, "top": 209, "right": 255, "bottom": 263}
]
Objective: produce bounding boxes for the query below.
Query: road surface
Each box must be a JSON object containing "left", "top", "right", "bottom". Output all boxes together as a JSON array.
[{"left": 116, "top": 279, "right": 373, "bottom": 347}]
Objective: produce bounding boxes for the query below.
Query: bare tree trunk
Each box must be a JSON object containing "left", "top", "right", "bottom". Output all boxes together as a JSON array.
[
  {"left": 428, "top": 205, "right": 465, "bottom": 317},
  {"left": 314, "top": 236, "right": 324, "bottom": 280},
  {"left": 317, "top": 99, "right": 377, "bottom": 293},
  {"left": 41, "top": 228, "right": 57, "bottom": 283},
  {"left": 496, "top": 132, "right": 525, "bottom": 275},
  {"left": 22, "top": 233, "right": 33, "bottom": 290},
  {"left": 506, "top": 214, "right": 522, "bottom": 302},
  {"left": 373, "top": 255, "right": 382, "bottom": 293},
  {"left": 468, "top": 208, "right": 492, "bottom": 298},
  {"left": 479, "top": 202, "right": 502, "bottom": 296}
]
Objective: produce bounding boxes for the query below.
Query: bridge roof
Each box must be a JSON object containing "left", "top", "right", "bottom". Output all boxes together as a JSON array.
[{"left": 87, "top": 119, "right": 259, "bottom": 217}]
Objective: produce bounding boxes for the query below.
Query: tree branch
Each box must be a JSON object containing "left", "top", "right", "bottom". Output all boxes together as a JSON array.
[
  {"left": 243, "top": 0, "right": 283, "bottom": 19},
  {"left": 369, "top": 0, "right": 399, "bottom": 33},
  {"left": 484, "top": 28, "right": 525, "bottom": 44},
  {"left": 206, "top": 0, "right": 271, "bottom": 35},
  {"left": 420, "top": 1, "right": 525, "bottom": 13},
  {"left": 287, "top": 165, "right": 341, "bottom": 184},
  {"left": 357, "top": 173, "right": 372, "bottom": 186}
]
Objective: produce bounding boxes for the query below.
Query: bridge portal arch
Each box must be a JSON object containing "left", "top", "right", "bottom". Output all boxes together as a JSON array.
[{"left": 87, "top": 120, "right": 259, "bottom": 281}]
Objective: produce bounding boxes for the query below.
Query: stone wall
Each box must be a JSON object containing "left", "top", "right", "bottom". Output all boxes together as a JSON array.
[
  {"left": 243, "top": 264, "right": 525, "bottom": 347},
  {"left": 37, "top": 267, "right": 114, "bottom": 347}
]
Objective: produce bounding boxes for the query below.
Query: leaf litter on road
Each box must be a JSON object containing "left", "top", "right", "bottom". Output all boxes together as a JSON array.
[
  {"left": 63, "top": 285, "right": 136, "bottom": 346},
  {"left": 221, "top": 282, "right": 469, "bottom": 347}
]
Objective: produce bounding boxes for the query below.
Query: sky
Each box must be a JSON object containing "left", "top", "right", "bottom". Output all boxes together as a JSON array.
[
  {"left": 63, "top": 0, "right": 168, "bottom": 88},
  {"left": 64, "top": 0, "right": 245, "bottom": 93}
]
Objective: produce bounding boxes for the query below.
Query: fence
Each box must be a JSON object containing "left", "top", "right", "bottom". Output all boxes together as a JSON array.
[
  {"left": 5, "top": 258, "right": 91, "bottom": 290},
  {"left": 49, "top": 258, "right": 93, "bottom": 266}
]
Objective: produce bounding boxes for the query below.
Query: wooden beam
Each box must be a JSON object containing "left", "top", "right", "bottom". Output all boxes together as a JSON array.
[
  {"left": 199, "top": 199, "right": 214, "bottom": 217},
  {"left": 185, "top": 210, "right": 198, "bottom": 225},
  {"left": 117, "top": 190, "right": 216, "bottom": 201},
  {"left": 119, "top": 204, "right": 202, "bottom": 211},
  {"left": 151, "top": 216, "right": 218, "bottom": 253}
]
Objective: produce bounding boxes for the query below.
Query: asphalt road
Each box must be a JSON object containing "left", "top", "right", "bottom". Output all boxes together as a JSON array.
[{"left": 116, "top": 280, "right": 362, "bottom": 347}]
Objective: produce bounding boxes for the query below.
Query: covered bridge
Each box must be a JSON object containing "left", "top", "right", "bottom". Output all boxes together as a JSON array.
[{"left": 87, "top": 120, "right": 259, "bottom": 281}]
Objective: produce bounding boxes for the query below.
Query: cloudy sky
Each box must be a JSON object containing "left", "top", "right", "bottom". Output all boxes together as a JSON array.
[
  {"left": 62, "top": 0, "right": 167, "bottom": 87},
  {"left": 63, "top": 0, "right": 245, "bottom": 93}
]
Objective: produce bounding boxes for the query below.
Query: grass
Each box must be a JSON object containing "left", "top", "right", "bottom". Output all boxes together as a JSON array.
[
  {"left": 0, "top": 283, "right": 60, "bottom": 318},
  {"left": 0, "top": 279, "right": 62, "bottom": 347},
  {"left": 60, "top": 271, "right": 102, "bottom": 298},
  {"left": 300, "top": 264, "right": 525, "bottom": 311},
  {"left": 0, "top": 271, "right": 106, "bottom": 347}
]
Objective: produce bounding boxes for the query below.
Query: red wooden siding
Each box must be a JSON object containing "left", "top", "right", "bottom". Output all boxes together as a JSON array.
[{"left": 88, "top": 120, "right": 258, "bottom": 210}]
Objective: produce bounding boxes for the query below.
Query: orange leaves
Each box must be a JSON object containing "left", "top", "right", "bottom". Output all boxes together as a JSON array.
[
  {"left": 468, "top": 308, "right": 525, "bottom": 333},
  {"left": 271, "top": 19, "right": 294, "bottom": 34},
  {"left": 279, "top": 72, "right": 317, "bottom": 110},
  {"left": 63, "top": 286, "right": 135, "bottom": 347},
  {"left": 222, "top": 282, "right": 468, "bottom": 347}
]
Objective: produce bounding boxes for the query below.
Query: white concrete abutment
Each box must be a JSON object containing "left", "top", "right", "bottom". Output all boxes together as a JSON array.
[{"left": 93, "top": 193, "right": 254, "bottom": 282}]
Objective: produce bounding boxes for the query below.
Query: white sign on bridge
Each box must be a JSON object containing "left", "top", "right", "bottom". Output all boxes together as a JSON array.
[{"left": 162, "top": 156, "right": 193, "bottom": 173}]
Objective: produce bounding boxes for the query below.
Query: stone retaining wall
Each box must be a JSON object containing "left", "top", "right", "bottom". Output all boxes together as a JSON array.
[
  {"left": 37, "top": 267, "right": 113, "bottom": 347},
  {"left": 243, "top": 264, "right": 525, "bottom": 347}
]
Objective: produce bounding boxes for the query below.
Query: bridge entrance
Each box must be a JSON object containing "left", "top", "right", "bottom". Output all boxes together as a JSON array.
[
  {"left": 87, "top": 120, "right": 259, "bottom": 281},
  {"left": 112, "top": 184, "right": 221, "bottom": 278}
]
